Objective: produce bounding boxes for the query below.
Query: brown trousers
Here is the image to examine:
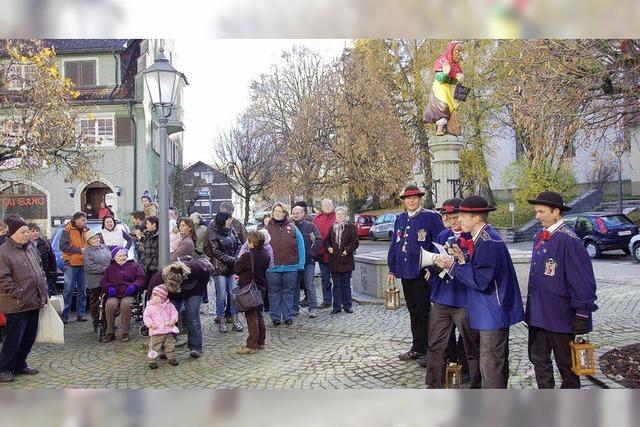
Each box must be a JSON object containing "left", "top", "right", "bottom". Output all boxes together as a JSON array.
[
  {"left": 245, "top": 308, "right": 266, "bottom": 349},
  {"left": 105, "top": 296, "right": 136, "bottom": 335},
  {"left": 87, "top": 288, "right": 102, "bottom": 325},
  {"left": 149, "top": 334, "right": 176, "bottom": 360}
]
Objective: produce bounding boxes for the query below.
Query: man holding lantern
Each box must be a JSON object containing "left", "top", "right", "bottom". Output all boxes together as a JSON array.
[{"left": 525, "top": 191, "right": 598, "bottom": 389}]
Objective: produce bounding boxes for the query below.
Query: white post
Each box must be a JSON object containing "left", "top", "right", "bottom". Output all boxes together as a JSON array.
[{"left": 430, "top": 134, "right": 464, "bottom": 204}]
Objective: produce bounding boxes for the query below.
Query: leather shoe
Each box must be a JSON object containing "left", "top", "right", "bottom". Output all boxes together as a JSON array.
[
  {"left": 121, "top": 333, "right": 130, "bottom": 342},
  {"left": 344, "top": 307, "right": 353, "bottom": 314},
  {"left": 101, "top": 333, "right": 115, "bottom": 343},
  {"left": 330, "top": 309, "right": 341, "bottom": 314},
  {"left": 272, "top": 320, "right": 281, "bottom": 326},
  {"left": 0, "top": 371, "right": 15, "bottom": 382},
  {"left": 318, "top": 303, "right": 331, "bottom": 309},
  {"left": 17, "top": 367, "right": 39, "bottom": 375},
  {"left": 76, "top": 316, "right": 88, "bottom": 322},
  {"left": 417, "top": 355, "right": 428, "bottom": 368},
  {"left": 284, "top": 319, "right": 293, "bottom": 325},
  {"left": 398, "top": 349, "right": 423, "bottom": 361}
]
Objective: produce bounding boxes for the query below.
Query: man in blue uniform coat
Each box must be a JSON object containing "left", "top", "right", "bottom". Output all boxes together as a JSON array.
[
  {"left": 437, "top": 195, "right": 524, "bottom": 388},
  {"left": 388, "top": 184, "right": 445, "bottom": 362},
  {"left": 526, "top": 191, "right": 598, "bottom": 388},
  {"left": 425, "top": 198, "right": 481, "bottom": 388}
]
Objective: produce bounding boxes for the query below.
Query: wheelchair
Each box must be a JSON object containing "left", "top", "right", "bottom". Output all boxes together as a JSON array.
[{"left": 97, "top": 289, "right": 149, "bottom": 340}]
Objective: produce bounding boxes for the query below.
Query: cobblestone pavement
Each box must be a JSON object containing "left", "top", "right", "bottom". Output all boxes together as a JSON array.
[{"left": 1, "top": 274, "right": 638, "bottom": 389}]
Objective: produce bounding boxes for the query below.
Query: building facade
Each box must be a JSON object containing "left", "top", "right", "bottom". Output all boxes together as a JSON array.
[{"left": 0, "top": 39, "right": 186, "bottom": 237}]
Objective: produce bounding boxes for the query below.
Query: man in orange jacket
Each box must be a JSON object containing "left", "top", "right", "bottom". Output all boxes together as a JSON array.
[{"left": 59, "top": 212, "right": 89, "bottom": 324}]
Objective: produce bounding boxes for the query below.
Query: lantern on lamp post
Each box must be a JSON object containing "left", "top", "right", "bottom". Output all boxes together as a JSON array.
[
  {"left": 142, "top": 45, "right": 186, "bottom": 267},
  {"left": 445, "top": 362, "right": 463, "bottom": 389},
  {"left": 569, "top": 336, "right": 597, "bottom": 376}
]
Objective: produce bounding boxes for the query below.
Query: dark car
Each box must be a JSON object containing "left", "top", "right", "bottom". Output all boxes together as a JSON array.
[
  {"left": 563, "top": 212, "right": 639, "bottom": 259},
  {"left": 50, "top": 219, "right": 135, "bottom": 293},
  {"left": 354, "top": 214, "right": 377, "bottom": 239}
]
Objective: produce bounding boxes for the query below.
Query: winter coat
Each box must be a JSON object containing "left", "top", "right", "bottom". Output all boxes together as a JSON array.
[
  {"left": 170, "top": 235, "right": 195, "bottom": 262},
  {"left": 231, "top": 218, "right": 247, "bottom": 244},
  {"left": 194, "top": 224, "right": 207, "bottom": 257},
  {"left": 266, "top": 219, "right": 301, "bottom": 266},
  {"left": 59, "top": 222, "right": 88, "bottom": 267},
  {"left": 238, "top": 241, "right": 275, "bottom": 269},
  {"left": 313, "top": 211, "right": 336, "bottom": 263},
  {"left": 234, "top": 248, "right": 270, "bottom": 301},
  {"left": 143, "top": 299, "right": 179, "bottom": 336},
  {"left": 203, "top": 223, "right": 240, "bottom": 276},
  {"left": 139, "top": 229, "right": 160, "bottom": 274},
  {"left": 148, "top": 258, "right": 214, "bottom": 300},
  {"left": 293, "top": 219, "right": 322, "bottom": 265},
  {"left": 0, "top": 238, "right": 48, "bottom": 314},
  {"left": 100, "top": 259, "right": 145, "bottom": 298},
  {"left": 98, "top": 207, "right": 112, "bottom": 220},
  {"left": 325, "top": 222, "right": 359, "bottom": 273},
  {"left": 34, "top": 237, "right": 57, "bottom": 280},
  {"left": 83, "top": 244, "right": 112, "bottom": 290}
]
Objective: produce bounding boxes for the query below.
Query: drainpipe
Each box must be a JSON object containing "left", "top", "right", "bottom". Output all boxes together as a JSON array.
[{"left": 128, "top": 101, "right": 138, "bottom": 211}]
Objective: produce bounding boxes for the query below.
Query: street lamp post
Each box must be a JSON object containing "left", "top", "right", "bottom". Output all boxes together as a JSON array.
[{"left": 142, "top": 46, "right": 186, "bottom": 267}]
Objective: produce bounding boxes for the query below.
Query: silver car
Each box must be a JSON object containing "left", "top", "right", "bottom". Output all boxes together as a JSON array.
[
  {"left": 629, "top": 233, "right": 640, "bottom": 262},
  {"left": 369, "top": 213, "right": 398, "bottom": 241}
]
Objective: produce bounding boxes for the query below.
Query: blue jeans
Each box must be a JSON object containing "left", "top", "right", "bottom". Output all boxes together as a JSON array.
[
  {"left": 293, "top": 264, "right": 318, "bottom": 313},
  {"left": 62, "top": 265, "right": 87, "bottom": 319},
  {"left": 331, "top": 271, "right": 353, "bottom": 311},
  {"left": 318, "top": 261, "right": 333, "bottom": 305},
  {"left": 214, "top": 275, "right": 237, "bottom": 317},
  {"left": 172, "top": 295, "right": 203, "bottom": 353},
  {"left": 266, "top": 271, "right": 298, "bottom": 322}
]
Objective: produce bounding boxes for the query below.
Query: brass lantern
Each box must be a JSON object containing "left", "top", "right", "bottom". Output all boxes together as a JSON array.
[
  {"left": 385, "top": 285, "right": 401, "bottom": 310},
  {"left": 569, "top": 337, "right": 596, "bottom": 376},
  {"left": 445, "top": 362, "right": 463, "bottom": 389}
]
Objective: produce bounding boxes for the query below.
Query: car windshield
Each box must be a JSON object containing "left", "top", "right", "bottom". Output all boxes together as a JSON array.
[{"left": 601, "top": 215, "right": 634, "bottom": 226}]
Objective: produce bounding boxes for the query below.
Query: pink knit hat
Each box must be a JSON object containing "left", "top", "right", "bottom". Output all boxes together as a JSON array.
[{"left": 152, "top": 285, "right": 169, "bottom": 301}]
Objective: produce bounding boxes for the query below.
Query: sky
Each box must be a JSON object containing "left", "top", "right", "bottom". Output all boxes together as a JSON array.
[{"left": 176, "top": 39, "right": 350, "bottom": 166}]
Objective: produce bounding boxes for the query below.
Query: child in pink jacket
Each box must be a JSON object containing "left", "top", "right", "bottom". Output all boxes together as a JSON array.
[{"left": 143, "top": 285, "right": 179, "bottom": 369}]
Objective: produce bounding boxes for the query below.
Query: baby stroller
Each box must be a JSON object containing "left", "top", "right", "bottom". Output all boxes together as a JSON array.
[{"left": 97, "top": 289, "right": 148, "bottom": 340}]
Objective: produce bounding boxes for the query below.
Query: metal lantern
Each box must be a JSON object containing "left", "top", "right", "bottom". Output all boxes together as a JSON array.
[
  {"left": 385, "top": 285, "right": 400, "bottom": 310},
  {"left": 445, "top": 362, "right": 463, "bottom": 389},
  {"left": 569, "top": 337, "right": 596, "bottom": 376}
]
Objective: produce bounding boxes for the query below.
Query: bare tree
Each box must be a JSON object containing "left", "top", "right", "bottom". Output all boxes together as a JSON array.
[
  {"left": 214, "top": 111, "right": 275, "bottom": 225},
  {"left": 169, "top": 164, "right": 199, "bottom": 216}
]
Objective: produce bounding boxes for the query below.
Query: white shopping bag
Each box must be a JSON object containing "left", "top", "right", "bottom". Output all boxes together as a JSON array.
[
  {"left": 49, "top": 295, "right": 64, "bottom": 315},
  {"left": 35, "top": 301, "right": 65, "bottom": 344}
]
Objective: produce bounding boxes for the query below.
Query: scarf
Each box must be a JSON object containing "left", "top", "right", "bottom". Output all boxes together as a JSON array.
[
  {"left": 434, "top": 40, "right": 462, "bottom": 79},
  {"left": 332, "top": 220, "right": 347, "bottom": 248}
]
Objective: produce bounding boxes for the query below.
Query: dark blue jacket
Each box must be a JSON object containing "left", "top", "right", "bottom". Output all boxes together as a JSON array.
[
  {"left": 450, "top": 224, "right": 524, "bottom": 330},
  {"left": 387, "top": 209, "right": 445, "bottom": 280},
  {"left": 429, "top": 228, "right": 471, "bottom": 308},
  {"left": 293, "top": 219, "right": 322, "bottom": 265},
  {"left": 525, "top": 223, "right": 598, "bottom": 334}
]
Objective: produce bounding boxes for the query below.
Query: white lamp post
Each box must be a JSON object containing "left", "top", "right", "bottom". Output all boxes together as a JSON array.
[{"left": 142, "top": 46, "right": 186, "bottom": 266}]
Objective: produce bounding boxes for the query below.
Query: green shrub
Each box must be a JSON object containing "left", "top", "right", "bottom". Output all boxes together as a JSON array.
[
  {"left": 502, "top": 157, "right": 576, "bottom": 207},
  {"left": 490, "top": 201, "right": 536, "bottom": 229}
]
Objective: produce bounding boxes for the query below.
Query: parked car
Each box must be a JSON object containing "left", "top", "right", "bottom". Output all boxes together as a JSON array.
[
  {"left": 354, "top": 214, "right": 377, "bottom": 239},
  {"left": 563, "top": 212, "right": 639, "bottom": 259},
  {"left": 50, "top": 219, "right": 136, "bottom": 293},
  {"left": 369, "top": 213, "right": 399, "bottom": 241},
  {"left": 629, "top": 234, "right": 640, "bottom": 263}
]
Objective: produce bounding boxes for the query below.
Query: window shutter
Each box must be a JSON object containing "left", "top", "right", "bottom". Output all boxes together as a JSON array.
[
  {"left": 116, "top": 117, "right": 133, "bottom": 146},
  {"left": 64, "top": 62, "right": 81, "bottom": 86},
  {"left": 81, "top": 61, "right": 96, "bottom": 86}
]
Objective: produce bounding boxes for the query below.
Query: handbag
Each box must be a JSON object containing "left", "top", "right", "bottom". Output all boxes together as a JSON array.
[
  {"left": 230, "top": 252, "right": 264, "bottom": 312},
  {"left": 35, "top": 300, "right": 65, "bottom": 344}
]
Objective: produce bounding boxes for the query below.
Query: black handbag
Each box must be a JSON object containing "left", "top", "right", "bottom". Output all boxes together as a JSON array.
[
  {"left": 454, "top": 84, "right": 471, "bottom": 101},
  {"left": 230, "top": 252, "right": 263, "bottom": 312}
]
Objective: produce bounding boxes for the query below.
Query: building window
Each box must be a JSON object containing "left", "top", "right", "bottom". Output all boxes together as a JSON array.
[
  {"left": 200, "top": 186, "right": 209, "bottom": 193},
  {"left": 7, "top": 64, "right": 34, "bottom": 90},
  {"left": 201, "top": 171, "right": 213, "bottom": 184},
  {"left": 64, "top": 60, "right": 97, "bottom": 87},
  {"left": 77, "top": 117, "right": 115, "bottom": 147},
  {"left": 193, "top": 172, "right": 200, "bottom": 177},
  {"left": 200, "top": 200, "right": 210, "bottom": 207}
]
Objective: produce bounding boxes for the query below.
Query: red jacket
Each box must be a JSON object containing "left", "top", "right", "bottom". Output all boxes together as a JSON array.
[
  {"left": 0, "top": 313, "right": 6, "bottom": 327},
  {"left": 313, "top": 211, "right": 336, "bottom": 263}
]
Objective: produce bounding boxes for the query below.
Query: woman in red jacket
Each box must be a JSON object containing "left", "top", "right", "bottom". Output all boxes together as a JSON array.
[{"left": 99, "top": 247, "right": 145, "bottom": 343}]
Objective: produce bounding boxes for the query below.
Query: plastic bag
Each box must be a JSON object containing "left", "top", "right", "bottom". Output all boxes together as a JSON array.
[
  {"left": 49, "top": 295, "right": 64, "bottom": 315},
  {"left": 35, "top": 301, "right": 65, "bottom": 344}
]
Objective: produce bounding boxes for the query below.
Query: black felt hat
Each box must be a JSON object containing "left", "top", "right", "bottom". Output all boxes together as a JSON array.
[
  {"left": 527, "top": 191, "right": 571, "bottom": 212},
  {"left": 459, "top": 195, "right": 497, "bottom": 213},
  {"left": 437, "top": 198, "right": 463, "bottom": 214}
]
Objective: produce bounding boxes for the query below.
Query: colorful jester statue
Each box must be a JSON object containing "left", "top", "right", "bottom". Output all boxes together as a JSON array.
[{"left": 423, "top": 41, "right": 466, "bottom": 136}]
